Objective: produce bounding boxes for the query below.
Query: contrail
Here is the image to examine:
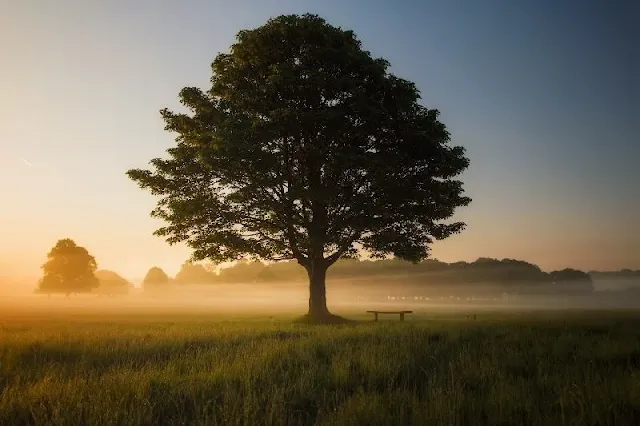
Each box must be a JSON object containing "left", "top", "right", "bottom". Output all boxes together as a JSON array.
[{"left": 20, "top": 158, "right": 33, "bottom": 167}]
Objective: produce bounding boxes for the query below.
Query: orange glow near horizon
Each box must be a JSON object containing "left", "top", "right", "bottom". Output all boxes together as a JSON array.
[{"left": 1, "top": 2, "right": 638, "bottom": 282}]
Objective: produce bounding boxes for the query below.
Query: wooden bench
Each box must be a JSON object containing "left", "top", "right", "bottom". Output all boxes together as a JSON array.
[{"left": 367, "top": 310, "right": 413, "bottom": 322}]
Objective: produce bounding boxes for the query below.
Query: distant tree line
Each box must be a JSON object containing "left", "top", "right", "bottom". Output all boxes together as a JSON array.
[
  {"left": 37, "top": 238, "right": 634, "bottom": 297},
  {"left": 145, "top": 257, "right": 598, "bottom": 294},
  {"left": 36, "top": 239, "right": 132, "bottom": 296},
  {"left": 94, "top": 270, "right": 133, "bottom": 296},
  {"left": 588, "top": 269, "right": 640, "bottom": 279}
]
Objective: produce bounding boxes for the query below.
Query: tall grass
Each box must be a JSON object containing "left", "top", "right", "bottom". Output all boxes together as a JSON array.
[{"left": 1, "top": 311, "right": 639, "bottom": 425}]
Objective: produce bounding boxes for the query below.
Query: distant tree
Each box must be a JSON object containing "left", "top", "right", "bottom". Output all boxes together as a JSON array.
[
  {"left": 127, "top": 14, "right": 470, "bottom": 321},
  {"left": 256, "top": 267, "right": 279, "bottom": 282},
  {"left": 37, "top": 239, "right": 99, "bottom": 296},
  {"left": 217, "top": 261, "right": 267, "bottom": 283},
  {"left": 266, "top": 260, "right": 308, "bottom": 282},
  {"left": 143, "top": 267, "right": 170, "bottom": 290},
  {"left": 94, "top": 270, "right": 133, "bottom": 296},
  {"left": 417, "top": 258, "right": 449, "bottom": 272},
  {"left": 589, "top": 269, "right": 640, "bottom": 279},
  {"left": 550, "top": 268, "right": 593, "bottom": 293},
  {"left": 435, "top": 258, "right": 549, "bottom": 284},
  {"left": 175, "top": 261, "right": 217, "bottom": 284},
  {"left": 550, "top": 268, "right": 592, "bottom": 282}
]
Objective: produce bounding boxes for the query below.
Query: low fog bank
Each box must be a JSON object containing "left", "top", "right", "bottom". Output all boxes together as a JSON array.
[{"left": 2, "top": 276, "right": 639, "bottom": 319}]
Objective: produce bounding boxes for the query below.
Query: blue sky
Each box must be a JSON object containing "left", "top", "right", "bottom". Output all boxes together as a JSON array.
[{"left": 1, "top": 0, "right": 637, "bottom": 278}]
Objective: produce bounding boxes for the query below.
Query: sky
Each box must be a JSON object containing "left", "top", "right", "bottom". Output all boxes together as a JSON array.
[{"left": 1, "top": 0, "right": 638, "bottom": 280}]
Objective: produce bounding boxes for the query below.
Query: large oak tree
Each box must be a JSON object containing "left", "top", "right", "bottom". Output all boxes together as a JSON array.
[
  {"left": 38, "top": 239, "right": 99, "bottom": 296},
  {"left": 127, "top": 14, "right": 471, "bottom": 321}
]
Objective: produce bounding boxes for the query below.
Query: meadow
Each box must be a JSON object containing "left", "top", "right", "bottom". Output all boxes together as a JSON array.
[{"left": 1, "top": 306, "right": 639, "bottom": 425}]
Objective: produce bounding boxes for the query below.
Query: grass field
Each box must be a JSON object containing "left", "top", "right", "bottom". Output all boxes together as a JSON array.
[{"left": 1, "top": 308, "right": 639, "bottom": 425}]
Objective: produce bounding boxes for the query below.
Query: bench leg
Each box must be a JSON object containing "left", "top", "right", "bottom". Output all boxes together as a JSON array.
[
  {"left": 374, "top": 313, "right": 378, "bottom": 322},
  {"left": 400, "top": 313, "right": 405, "bottom": 322}
]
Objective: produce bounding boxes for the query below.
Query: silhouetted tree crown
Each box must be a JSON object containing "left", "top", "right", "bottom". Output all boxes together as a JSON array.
[
  {"left": 38, "top": 239, "right": 99, "bottom": 295},
  {"left": 94, "top": 270, "right": 133, "bottom": 295},
  {"left": 175, "top": 261, "right": 217, "bottom": 284},
  {"left": 550, "top": 269, "right": 592, "bottom": 283},
  {"left": 208, "top": 258, "right": 593, "bottom": 288},
  {"left": 143, "top": 267, "right": 170, "bottom": 288},
  {"left": 127, "top": 14, "right": 471, "bottom": 320}
]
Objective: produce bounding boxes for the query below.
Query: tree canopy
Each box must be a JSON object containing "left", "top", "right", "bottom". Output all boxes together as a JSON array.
[
  {"left": 37, "top": 239, "right": 99, "bottom": 295},
  {"left": 175, "top": 261, "right": 217, "bottom": 284},
  {"left": 127, "top": 14, "right": 471, "bottom": 320},
  {"left": 94, "top": 270, "right": 133, "bottom": 295},
  {"left": 143, "top": 267, "right": 170, "bottom": 290}
]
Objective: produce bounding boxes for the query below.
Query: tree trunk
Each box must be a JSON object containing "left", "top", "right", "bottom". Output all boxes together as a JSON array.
[{"left": 307, "top": 262, "right": 330, "bottom": 320}]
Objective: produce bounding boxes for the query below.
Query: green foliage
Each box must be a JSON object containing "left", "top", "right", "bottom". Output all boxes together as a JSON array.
[
  {"left": 1, "top": 312, "right": 639, "bottom": 425},
  {"left": 126, "top": 13, "right": 470, "bottom": 270},
  {"left": 37, "top": 239, "right": 99, "bottom": 295},
  {"left": 143, "top": 267, "right": 170, "bottom": 290}
]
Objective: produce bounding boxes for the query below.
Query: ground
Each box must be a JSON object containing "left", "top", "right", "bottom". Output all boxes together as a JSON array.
[{"left": 1, "top": 308, "right": 639, "bottom": 425}]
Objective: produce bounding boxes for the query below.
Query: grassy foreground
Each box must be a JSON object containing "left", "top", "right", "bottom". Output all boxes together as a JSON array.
[{"left": 1, "top": 310, "right": 639, "bottom": 425}]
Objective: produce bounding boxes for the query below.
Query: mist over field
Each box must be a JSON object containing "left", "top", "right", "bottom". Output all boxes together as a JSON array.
[
  {"left": 2, "top": 268, "right": 640, "bottom": 320},
  {"left": 3, "top": 242, "right": 639, "bottom": 426},
  {"left": 2, "top": 2, "right": 638, "bottom": 423}
]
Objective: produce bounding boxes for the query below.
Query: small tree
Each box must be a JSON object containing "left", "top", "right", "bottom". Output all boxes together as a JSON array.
[
  {"left": 175, "top": 261, "right": 217, "bottom": 284},
  {"left": 143, "top": 266, "right": 170, "bottom": 291},
  {"left": 38, "top": 239, "right": 99, "bottom": 296},
  {"left": 550, "top": 268, "right": 594, "bottom": 293},
  {"left": 94, "top": 270, "right": 133, "bottom": 296},
  {"left": 127, "top": 14, "right": 470, "bottom": 321}
]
